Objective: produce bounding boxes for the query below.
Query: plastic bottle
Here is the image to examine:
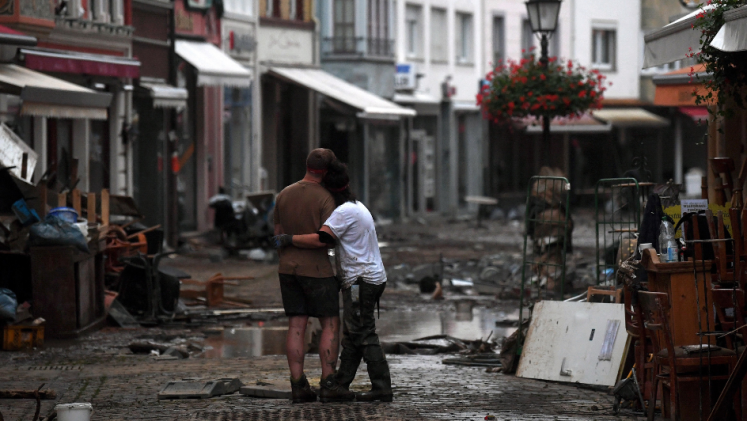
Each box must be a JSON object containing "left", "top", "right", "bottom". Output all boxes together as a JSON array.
[{"left": 658, "top": 217, "right": 679, "bottom": 262}]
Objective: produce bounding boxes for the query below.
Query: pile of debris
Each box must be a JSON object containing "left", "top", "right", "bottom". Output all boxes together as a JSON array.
[{"left": 386, "top": 251, "right": 599, "bottom": 300}]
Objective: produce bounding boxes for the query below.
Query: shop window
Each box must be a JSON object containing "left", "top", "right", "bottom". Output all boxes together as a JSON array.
[
  {"left": 521, "top": 19, "right": 534, "bottom": 54},
  {"left": 289, "top": 0, "right": 303, "bottom": 20},
  {"left": 405, "top": 4, "right": 422, "bottom": 59},
  {"left": 368, "top": 0, "right": 390, "bottom": 55},
  {"left": 333, "top": 0, "right": 355, "bottom": 53},
  {"left": 456, "top": 12, "right": 472, "bottom": 64},
  {"left": 90, "top": 120, "right": 110, "bottom": 192},
  {"left": 492, "top": 15, "right": 505, "bottom": 65},
  {"left": 430, "top": 8, "right": 447, "bottom": 62},
  {"left": 592, "top": 28, "right": 616, "bottom": 71}
]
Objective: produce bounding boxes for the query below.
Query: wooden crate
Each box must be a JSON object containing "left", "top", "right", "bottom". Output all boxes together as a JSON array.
[{"left": 2, "top": 325, "right": 44, "bottom": 350}]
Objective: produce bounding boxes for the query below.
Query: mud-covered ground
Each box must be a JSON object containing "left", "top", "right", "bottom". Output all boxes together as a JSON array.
[{"left": 0, "top": 215, "right": 644, "bottom": 420}]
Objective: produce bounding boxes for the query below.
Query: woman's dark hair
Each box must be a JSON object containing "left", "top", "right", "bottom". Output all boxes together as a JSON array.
[{"left": 323, "top": 160, "right": 356, "bottom": 207}]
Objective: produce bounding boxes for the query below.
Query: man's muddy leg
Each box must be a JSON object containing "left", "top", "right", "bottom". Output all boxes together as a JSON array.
[
  {"left": 318, "top": 315, "right": 340, "bottom": 378},
  {"left": 287, "top": 315, "right": 309, "bottom": 380}
]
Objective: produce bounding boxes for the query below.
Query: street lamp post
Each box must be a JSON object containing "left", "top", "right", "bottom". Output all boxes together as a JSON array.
[{"left": 525, "top": 0, "right": 562, "bottom": 165}]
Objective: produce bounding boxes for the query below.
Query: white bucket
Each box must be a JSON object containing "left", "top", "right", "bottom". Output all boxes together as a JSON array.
[{"left": 55, "top": 403, "right": 93, "bottom": 421}]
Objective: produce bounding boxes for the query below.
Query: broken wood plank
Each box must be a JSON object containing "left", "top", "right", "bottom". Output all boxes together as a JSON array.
[{"left": 126, "top": 224, "right": 161, "bottom": 240}]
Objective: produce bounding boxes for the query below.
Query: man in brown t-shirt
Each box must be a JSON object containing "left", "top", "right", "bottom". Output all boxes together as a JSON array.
[{"left": 273, "top": 148, "right": 353, "bottom": 403}]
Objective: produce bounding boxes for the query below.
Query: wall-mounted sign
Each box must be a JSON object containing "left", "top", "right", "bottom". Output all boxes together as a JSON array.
[
  {"left": 395, "top": 63, "right": 416, "bottom": 91},
  {"left": 185, "top": 0, "right": 213, "bottom": 11}
]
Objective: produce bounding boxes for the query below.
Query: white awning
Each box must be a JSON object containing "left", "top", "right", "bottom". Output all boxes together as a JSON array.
[
  {"left": 711, "top": 5, "right": 747, "bottom": 52},
  {"left": 139, "top": 81, "right": 188, "bottom": 109},
  {"left": 643, "top": 5, "right": 716, "bottom": 68},
  {"left": 269, "top": 67, "right": 416, "bottom": 118},
  {"left": 453, "top": 101, "right": 480, "bottom": 112},
  {"left": 175, "top": 40, "right": 251, "bottom": 87},
  {"left": 393, "top": 92, "right": 440, "bottom": 104},
  {"left": 592, "top": 108, "right": 670, "bottom": 128},
  {"left": 0, "top": 64, "right": 111, "bottom": 120}
]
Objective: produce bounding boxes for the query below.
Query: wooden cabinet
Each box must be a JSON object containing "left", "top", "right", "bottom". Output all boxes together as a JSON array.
[
  {"left": 30, "top": 246, "right": 106, "bottom": 338},
  {"left": 642, "top": 248, "right": 714, "bottom": 347}
]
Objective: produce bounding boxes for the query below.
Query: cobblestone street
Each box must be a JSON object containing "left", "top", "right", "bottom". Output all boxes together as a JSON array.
[{"left": 1, "top": 345, "right": 641, "bottom": 421}]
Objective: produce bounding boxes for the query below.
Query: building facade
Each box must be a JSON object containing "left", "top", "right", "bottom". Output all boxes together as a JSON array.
[
  {"left": 260, "top": 0, "right": 413, "bottom": 219},
  {"left": 222, "top": 0, "right": 260, "bottom": 197},
  {"left": 0, "top": 0, "right": 136, "bottom": 198},
  {"left": 393, "top": 0, "right": 484, "bottom": 216}
]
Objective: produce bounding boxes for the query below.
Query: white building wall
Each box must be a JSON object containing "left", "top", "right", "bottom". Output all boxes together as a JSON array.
[
  {"left": 572, "top": 0, "right": 641, "bottom": 99},
  {"left": 395, "top": 0, "right": 482, "bottom": 104},
  {"left": 481, "top": 0, "right": 640, "bottom": 100}
]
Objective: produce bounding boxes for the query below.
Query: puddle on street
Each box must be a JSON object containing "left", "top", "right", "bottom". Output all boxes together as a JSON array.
[
  {"left": 200, "top": 304, "right": 517, "bottom": 358},
  {"left": 376, "top": 306, "right": 518, "bottom": 343},
  {"left": 202, "top": 326, "right": 290, "bottom": 358}
]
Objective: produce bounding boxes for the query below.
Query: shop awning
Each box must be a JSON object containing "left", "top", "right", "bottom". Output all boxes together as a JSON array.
[
  {"left": 392, "top": 92, "right": 439, "bottom": 104},
  {"left": 0, "top": 64, "right": 111, "bottom": 119},
  {"left": 522, "top": 113, "right": 612, "bottom": 133},
  {"left": 269, "top": 67, "right": 416, "bottom": 118},
  {"left": 21, "top": 48, "right": 140, "bottom": 78},
  {"left": 643, "top": 5, "right": 716, "bottom": 68},
  {"left": 175, "top": 40, "right": 251, "bottom": 87},
  {"left": 711, "top": 5, "right": 747, "bottom": 52},
  {"left": 652, "top": 64, "right": 712, "bottom": 106},
  {"left": 453, "top": 101, "right": 480, "bottom": 112},
  {"left": 0, "top": 25, "right": 36, "bottom": 46},
  {"left": 592, "top": 108, "right": 670, "bottom": 128},
  {"left": 679, "top": 106, "right": 709, "bottom": 123},
  {"left": 138, "top": 80, "right": 188, "bottom": 109}
]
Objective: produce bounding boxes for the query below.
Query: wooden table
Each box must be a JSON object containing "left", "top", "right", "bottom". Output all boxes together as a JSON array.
[{"left": 641, "top": 248, "right": 714, "bottom": 346}]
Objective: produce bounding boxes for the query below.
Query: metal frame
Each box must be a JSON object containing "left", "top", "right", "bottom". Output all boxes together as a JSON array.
[
  {"left": 518, "top": 176, "right": 572, "bottom": 346},
  {"left": 594, "top": 178, "right": 640, "bottom": 285}
]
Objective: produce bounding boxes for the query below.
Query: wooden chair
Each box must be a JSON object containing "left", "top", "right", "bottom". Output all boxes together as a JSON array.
[
  {"left": 587, "top": 285, "right": 622, "bottom": 303},
  {"left": 638, "top": 291, "right": 739, "bottom": 421},
  {"left": 623, "top": 282, "right": 655, "bottom": 406},
  {"left": 712, "top": 288, "right": 747, "bottom": 421},
  {"left": 712, "top": 288, "right": 747, "bottom": 351}
]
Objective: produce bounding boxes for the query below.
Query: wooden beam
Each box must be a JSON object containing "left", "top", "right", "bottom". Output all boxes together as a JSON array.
[
  {"left": 87, "top": 193, "right": 96, "bottom": 223},
  {"left": 57, "top": 193, "right": 66, "bottom": 208}
]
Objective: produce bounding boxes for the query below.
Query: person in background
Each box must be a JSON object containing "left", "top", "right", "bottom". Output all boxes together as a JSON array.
[
  {"left": 273, "top": 149, "right": 354, "bottom": 403},
  {"left": 274, "top": 160, "right": 393, "bottom": 403}
]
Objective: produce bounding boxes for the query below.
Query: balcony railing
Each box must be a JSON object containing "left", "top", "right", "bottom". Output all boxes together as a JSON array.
[{"left": 322, "top": 37, "right": 394, "bottom": 59}]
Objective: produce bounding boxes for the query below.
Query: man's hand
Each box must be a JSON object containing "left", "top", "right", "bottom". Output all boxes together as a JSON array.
[{"left": 272, "top": 234, "right": 293, "bottom": 249}]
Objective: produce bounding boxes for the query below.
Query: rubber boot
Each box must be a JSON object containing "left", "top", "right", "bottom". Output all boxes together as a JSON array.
[
  {"left": 319, "top": 374, "right": 355, "bottom": 403},
  {"left": 356, "top": 360, "right": 393, "bottom": 402},
  {"left": 335, "top": 357, "right": 361, "bottom": 390},
  {"left": 290, "top": 374, "right": 317, "bottom": 403}
]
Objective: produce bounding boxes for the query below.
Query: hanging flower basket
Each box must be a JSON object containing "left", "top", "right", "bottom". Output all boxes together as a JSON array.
[{"left": 477, "top": 51, "right": 608, "bottom": 125}]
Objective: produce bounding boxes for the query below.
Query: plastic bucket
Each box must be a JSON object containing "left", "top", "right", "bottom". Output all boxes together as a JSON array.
[
  {"left": 49, "top": 207, "right": 79, "bottom": 224},
  {"left": 55, "top": 403, "right": 93, "bottom": 421}
]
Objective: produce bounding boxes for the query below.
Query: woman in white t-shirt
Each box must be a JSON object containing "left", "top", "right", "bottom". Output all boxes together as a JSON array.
[{"left": 272, "top": 160, "right": 392, "bottom": 403}]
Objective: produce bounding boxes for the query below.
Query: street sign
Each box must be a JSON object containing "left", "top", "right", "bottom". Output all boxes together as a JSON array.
[{"left": 395, "top": 63, "right": 416, "bottom": 91}]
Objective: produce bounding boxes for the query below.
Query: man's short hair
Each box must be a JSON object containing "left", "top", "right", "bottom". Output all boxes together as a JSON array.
[{"left": 306, "top": 148, "right": 336, "bottom": 171}]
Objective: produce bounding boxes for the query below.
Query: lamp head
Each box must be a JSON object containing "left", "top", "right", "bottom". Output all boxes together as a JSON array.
[{"left": 525, "top": 0, "right": 562, "bottom": 34}]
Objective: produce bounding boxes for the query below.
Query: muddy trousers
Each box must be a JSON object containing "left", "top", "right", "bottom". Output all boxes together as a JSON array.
[{"left": 334, "top": 280, "right": 391, "bottom": 393}]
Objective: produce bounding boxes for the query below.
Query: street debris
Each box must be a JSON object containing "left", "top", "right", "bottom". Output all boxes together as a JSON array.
[
  {"left": 240, "top": 380, "right": 292, "bottom": 399},
  {"left": 382, "top": 334, "right": 498, "bottom": 356},
  {"left": 442, "top": 355, "right": 502, "bottom": 368},
  {"left": 158, "top": 378, "right": 243, "bottom": 399},
  {"left": 516, "top": 301, "right": 628, "bottom": 387}
]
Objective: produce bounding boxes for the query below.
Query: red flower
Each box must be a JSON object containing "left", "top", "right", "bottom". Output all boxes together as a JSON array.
[
  {"left": 540, "top": 74, "right": 547, "bottom": 81},
  {"left": 578, "top": 91, "right": 587, "bottom": 98}
]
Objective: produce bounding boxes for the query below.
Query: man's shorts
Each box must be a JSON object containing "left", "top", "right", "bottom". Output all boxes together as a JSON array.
[{"left": 279, "top": 274, "right": 340, "bottom": 317}]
